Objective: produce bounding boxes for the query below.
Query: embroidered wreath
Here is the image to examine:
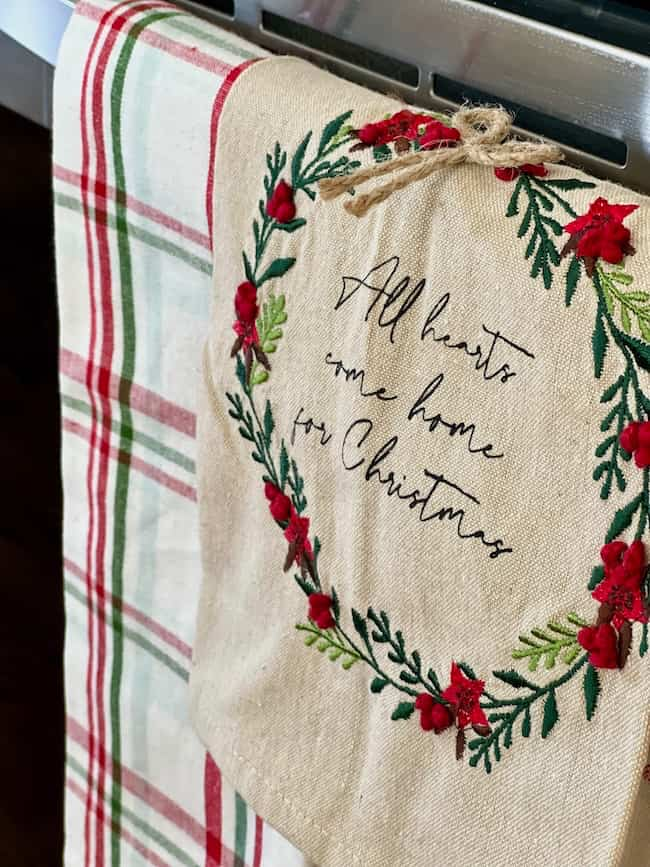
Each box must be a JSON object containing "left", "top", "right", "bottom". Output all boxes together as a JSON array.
[{"left": 224, "top": 109, "right": 649, "bottom": 773}]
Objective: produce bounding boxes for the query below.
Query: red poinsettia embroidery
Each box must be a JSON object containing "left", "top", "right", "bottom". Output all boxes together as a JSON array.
[
  {"left": 284, "top": 512, "right": 313, "bottom": 572},
  {"left": 592, "top": 540, "right": 648, "bottom": 629},
  {"left": 579, "top": 540, "right": 648, "bottom": 669},
  {"left": 414, "top": 693, "right": 454, "bottom": 733},
  {"left": 416, "top": 663, "right": 490, "bottom": 757},
  {"left": 620, "top": 421, "right": 650, "bottom": 468},
  {"left": 267, "top": 179, "right": 296, "bottom": 224},
  {"left": 230, "top": 281, "right": 270, "bottom": 379},
  {"left": 308, "top": 593, "right": 335, "bottom": 630},
  {"left": 442, "top": 662, "right": 490, "bottom": 731},
  {"left": 561, "top": 196, "right": 638, "bottom": 276},
  {"left": 351, "top": 109, "right": 460, "bottom": 153},
  {"left": 494, "top": 163, "right": 548, "bottom": 182}
]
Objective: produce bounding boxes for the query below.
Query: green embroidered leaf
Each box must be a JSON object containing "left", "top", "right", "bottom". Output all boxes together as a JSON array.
[
  {"left": 318, "top": 110, "right": 353, "bottom": 155},
  {"left": 291, "top": 130, "right": 312, "bottom": 187},
  {"left": 235, "top": 355, "right": 247, "bottom": 390},
  {"left": 512, "top": 614, "right": 587, "bottom": 671},
  {"left": 391, "top": 701, "right": 415, "bottom": 721},
  {"left": 583, "top": 664, "right": 601, "bottom": 722},
  {"left": 294, "top": 573, "right": 317, "bottom": 598},
  {"left": 275, "top": 218, "right": 307, "bottom": 233},
  {"left": 351, "top": 608, "right": 370, "bottom": 647},
  {"left": 589, "top": 564, "right": 605, "bottom": 591},
  {"left": 521, "top": 706, "right": 532, "bottom": 738},
  {"left": 620, "top": 331, "right": 650, "bottom": 372},
  {"left": 263, "top": 399, "right": 274, "bottom": 446},
  {"left": 250, "top": 369, "right": 269, "bottom": 386},
  {"left": 640, "top": 624, "right": 649, "bottom": 658},
  {"left": 256, "top": 293, "right": 287, "bottom": 356},
  {"left": 330, "top": 583, "right": 339, "bottom": 618},
  {"left": 594, "top": 371, "right": 632, "bottom": 500},
  {"left": 257, "top": 258, "right": 296, "bottom": 287},
  {"left": 541, "top": 690, "right": 559, "bottom": 739},
  {"left": 493, "top": 669, "right": 536, "bottom": 689},
  {"left": 370, "top": 676, "right": 388, "bottom": 694},
  {"left": 279, "top": 441, "right": 289, "bottom": 488},
  {"left": 505, "top": 176, "right": 523, "bottom": 217},
  {"left": 541, "top": 178, "right": 596, "bottom": 192},
  {"left": 592, "top": 308, "right": 609, "bottom": 379},
  {"left": 456, "top": 661, "right": 477, "bottom": 680},
  {"left": 508, "top": 176, "right": 564, "bottom": 290},
  {"left": 242, "top": 250, "right": 254, "bottom": 283},
  {"left": 605, "top": 493, "right": 643, "bottom": 542},
  {"left": 597, "top": 266, "right": 650, "bottom": 343},
  {"left": 373, "top": 143, "right": 391, "bottom": 163},
  {"left": 295, "top": 623, "right": 360, "bottom": 670},
  {"left": 565, "top": 256, "right": 581, "bottom": 307},
  {"left": 427, "top": 668, "right": 442, "bottom": 692}
]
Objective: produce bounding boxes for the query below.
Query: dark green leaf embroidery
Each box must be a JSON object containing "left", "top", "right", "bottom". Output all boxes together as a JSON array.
[
  {"left": 391, "top": 701, "right": 415, "bottom": 721},
  {"left": 583, "top": 664, "right": 601, "bottom": 721},
  {"left": 541, "top": 690, "right": 559, "bottom": 738}
]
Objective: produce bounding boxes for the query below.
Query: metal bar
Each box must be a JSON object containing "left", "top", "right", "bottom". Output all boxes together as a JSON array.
[{"left": 1, "top": 0, "right": 648, "bottom": 192}]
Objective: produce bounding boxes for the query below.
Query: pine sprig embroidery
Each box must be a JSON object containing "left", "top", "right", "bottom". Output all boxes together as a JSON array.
[
  {"left": 598, "top": 265, "right": 650, "bottom": 341},
  {"left": 295, "top": 622, "right": 360, "bottom": 669},
  {"left": 512, "top": 613, "right": 589, "bottom": 670},
  {"left": 468, "top": 657, "right": 587, "bottom": 773}
]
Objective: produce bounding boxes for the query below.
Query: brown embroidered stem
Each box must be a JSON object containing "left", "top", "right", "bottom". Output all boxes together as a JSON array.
[{"left": 318, "top": 107, "right": 564, "bottom": 217}]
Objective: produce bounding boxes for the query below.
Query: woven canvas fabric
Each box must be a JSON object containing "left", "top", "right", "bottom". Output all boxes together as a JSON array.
[
  {"left": 54, "top": 3, "right": 308, "bottom": 865},
  {"left": 192, "top": 56, "right": 650, "bottom": 866}
]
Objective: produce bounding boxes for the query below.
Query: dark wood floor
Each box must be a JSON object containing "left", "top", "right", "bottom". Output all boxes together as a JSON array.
[{"left": 0, "top": 104, "right": 64, "bottom": 866}]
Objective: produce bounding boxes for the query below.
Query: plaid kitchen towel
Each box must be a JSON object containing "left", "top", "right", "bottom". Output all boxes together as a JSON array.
[
  {"left": 53, "top": 2, "right": 310, "bottom": 865},
  {"left": 191, "top": 55, "right": 650, "bottom": 867}
]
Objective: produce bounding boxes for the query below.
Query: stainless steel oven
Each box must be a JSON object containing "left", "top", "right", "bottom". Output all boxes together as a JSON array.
[{"left": 1, "top": 0, "right": 649, "bottom": 191}]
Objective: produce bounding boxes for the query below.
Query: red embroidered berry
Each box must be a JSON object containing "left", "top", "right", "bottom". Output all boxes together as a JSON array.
[
  {"left": 521, "top": 163, "right": 548, "bottom": 177},
  {"left": 415, "top": 693, "right": 453, "bottom": 733},
  {"left": 274, "top": 200, "right": 296, "bottom": 223},
  {"left": 357, "top": 122, "right": 380, "bottom": 145},
  {"left": 578, "top": 623, "right": 619, "bottom": 669},
  {"left": 234, "top": 281, "right": 258, "bottom": 326},
  {"left": 269, "top": 491, "right": 292, "bottom": 522},
  {"left": 267, "top": 180, "right": 296, "bottom": 223},
  {"left": 620, "top": 421, "right": 650, "bottom": 468},
  {"left": 418, "top": 120, "right": 461, "bottom": 150},
  {"left": 308, "top": 593, "right": 335, "bottom": 629},
  {"left": 494, "top": 163, "right": 548, "bottom": 182},
  {"left": 494, "top": 166, "right": 519, "bottom": 181},
  {"left": 263, "top": 483, "right": 292, "bottom": 521}
]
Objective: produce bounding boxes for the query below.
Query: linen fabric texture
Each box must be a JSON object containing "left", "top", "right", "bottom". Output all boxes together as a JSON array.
[{"left": 192, "top": 56, "right": 650, "bottom": 867}]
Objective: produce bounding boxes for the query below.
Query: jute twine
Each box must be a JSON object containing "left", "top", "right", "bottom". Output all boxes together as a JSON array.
[{"left": 318, "top": 107, "right": 564, "bottom": 217}]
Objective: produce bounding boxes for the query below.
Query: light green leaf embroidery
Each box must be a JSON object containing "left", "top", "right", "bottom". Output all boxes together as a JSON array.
[
  {"left": 597, "top": 265, "right": 650, "bottom": 342},
  {"left": 512, "top": 613, "right": 589, "bottom": 671},
  {"left": 295, "top": 623, "right": 360, "bottom": 669}
]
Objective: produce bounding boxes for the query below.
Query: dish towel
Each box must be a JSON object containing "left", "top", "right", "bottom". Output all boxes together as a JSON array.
[
  {"left": 191, "top": 54, "right": 650, "bottom": 866},
  {"left": 53, "top": 2, "right": 309, "bottom": 865}
]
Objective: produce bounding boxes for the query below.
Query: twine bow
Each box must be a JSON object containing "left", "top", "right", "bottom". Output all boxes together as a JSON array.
[{"left": 318, "top": 107, "right": 564, "bottom": 217}]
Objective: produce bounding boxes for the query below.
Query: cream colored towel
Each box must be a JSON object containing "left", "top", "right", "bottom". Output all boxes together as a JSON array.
[{"left": 192, "top": 56, "right": 650, "bottom": 867}]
